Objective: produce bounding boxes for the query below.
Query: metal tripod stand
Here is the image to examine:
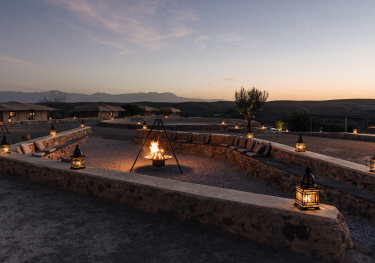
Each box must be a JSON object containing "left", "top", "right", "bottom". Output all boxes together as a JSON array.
[{"left": 130, "top": 118, "right": 182, "bottom": 173}]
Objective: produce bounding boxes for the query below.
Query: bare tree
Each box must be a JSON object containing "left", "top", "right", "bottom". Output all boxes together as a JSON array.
[
  {"left": 234, "top": 87, "right": 269, "bottom": 132},
  {"left": 37, "top": 91, "right": 68, "bottom": 109}
]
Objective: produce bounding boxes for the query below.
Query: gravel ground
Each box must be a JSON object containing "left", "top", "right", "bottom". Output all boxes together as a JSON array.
[{"left": 2, "top": 122, "right": 375, "bottom": 261}]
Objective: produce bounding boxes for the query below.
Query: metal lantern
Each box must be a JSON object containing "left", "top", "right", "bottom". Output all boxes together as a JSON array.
[
  {"left": 286, "top": 128, "right": 289, "bottom": 133},
  {"left": 137, "top": 119, "right": 141, "bottom": 125},
  {"left": 353, "top": 129, "right": 357, "bottom": 134},
  {"left": 262, "top": 125, "right": 265, "bottom": 129},
  {"left": 222, "top": 120, "right": 225, "bottom": 125},
  {"left": 70, "top": 145, "right": 85, "bottom": 169},
  {"left": 366, "top": 153, "right": 375, "bottom": 172},
  {"left": 247, "top": 129, "right": 253, "bottom": 139},
  {"left": 295, "top": 167, "right": 320, "bottom": 210},
  {"left": 80, "top": 120, "right": 85, "bottom": 128},
  {"left": 235, "top": 123, "right": 239, "bottom": 129},
  {"left": 50, "top": 125, "right": 57, "bottom": 136},
  {"left": 143, "top": 121, "right": 147, "bottom": 130},
  {"left": 319, "top": 126, "right": 323, "bottom": 132},
  {"left": 8, "top": 118, "right": 11, "bottom": 122},
  {"left": 74, "top": 116, "right": 76, "bottom": 119},
  {"left": 49, "top": 117, "right": 52, "bottom": 120},
  {"left": 1, "top": 135, "right": 11, "bottom": 154},
  {"left": 295, "top": 134, "right": 306, "bottom": 152}
]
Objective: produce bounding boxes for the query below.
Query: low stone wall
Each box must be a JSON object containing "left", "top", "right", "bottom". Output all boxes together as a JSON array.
[
  {"left": 136, "top": 130, "right": 375, "bottom": 194},
  {"left": 287, "top": 131, "right": 375, "bottom": 143},
  {"left": 5, "top": 117, "right": 115, "bottom": 127},
  {"left": 11, "top": 127, "right": 92, "bottom": 153},
  {"left": 0, "top": 152, "right": 353, "bottom": 262},
  {"left": 44, "top": 135, "right": 89, "bottom": 161},
  {"left": 135, "top": 130, "right": 375, "bottom": 222}
]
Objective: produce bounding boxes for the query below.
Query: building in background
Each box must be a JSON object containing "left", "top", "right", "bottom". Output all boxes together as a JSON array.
[
  {"left": 0, "top": 101, "right": 53, "bottom": 122},
  {"left": 71, "top": 102, "right": 127, "bottom": 118},
  {"left": 158, "top": 106, "right": 181, "bottom": 117},
  {"left": 136, "top": 105, "right": 159, "bottom": 116}
]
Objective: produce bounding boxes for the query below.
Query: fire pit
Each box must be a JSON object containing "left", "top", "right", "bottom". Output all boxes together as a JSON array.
[
  {"left": 130, "top": 119, "right": 182, "bottom": 173},
  {"left": 145, "top": 141, "right": 172, "bottom": 167}
]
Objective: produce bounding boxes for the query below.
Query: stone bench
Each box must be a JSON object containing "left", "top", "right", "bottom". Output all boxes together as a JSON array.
[
  {"left": 0, "top": 151, "right": 353, "bottom": 262},
  {"left": 134, "top": 129, "right": 375, "bottom": 222}
]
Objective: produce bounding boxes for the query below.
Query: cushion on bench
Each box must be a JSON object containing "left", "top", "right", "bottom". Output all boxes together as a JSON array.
[
  {"left": 263, "top": 142, "right": 271, "bottom": 156},
  {"left": 233, "top": 135, "right": 241, "bottom": 146},
  {"left": 32, "top": 152, "right": 45, "bottom": 157},
  {"left": 223, "top": 135, "right": 235, "bottom": 145},
  {"left": 238, "top": 138, "right": 247, "bottom": 148},
  {"left": 20, "top": 143, "right": 32, "bottom": 155},
  {"left": 246, "top": 140, "right": 256, "bottom": 151},
  {"left": 253, "top": 143, "right": 266, "bottom": 154},
  {"left": 237, "top": 148, "right": 252, "bottom": 153}
]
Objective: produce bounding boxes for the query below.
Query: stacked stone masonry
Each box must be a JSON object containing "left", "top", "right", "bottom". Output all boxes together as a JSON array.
[
  {"left": 134, "top": 129, "right": 375, "bottom": 222},
  {"left": 0, "top": 148, "right": 352, "bottom": 262}
]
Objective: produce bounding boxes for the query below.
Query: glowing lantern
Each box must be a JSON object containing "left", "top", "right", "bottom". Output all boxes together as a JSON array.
[
  {"left": 8, "top": 119, "right": 11, "bottom": 122},
  {"left": 165, "top": 116, "right": 168, "bottom": 118},
  {"left": 295, "top": 134, "right": 306, "bottom": 152},
  {"left": 80, "top": 120, "right": 85, "bottom": 128},
  {"left": 50, "top": 125, "right": 57, "bottom": 136},
  {"left": 49, "top": 117, "right": 52, "bottom": 120},
  {"left": 262, "top": 125, "right": 265, "bottom": 129},
  {"left": 286, "top": 128, "right": 289, "bottom": 132},
  {"left": 319, "top": 127, "right": 323, "bottom": 132},
  {"left": 137, "top": 119, "right": 141, "bottom": 125},
  {"left": 222, "top": 120, "right": 225, "bottom": 125},
  {"left": 295, "top": 167, "right": 320, "bottom": 210},
  {"left": 366, "top": 153, "right": 375, "bottom": 172},
  {"left": 74, "top": 117, "right": 76, "bottom": 119},
  {"left": 70, "top": 145, "right": 85, "bottom": 170},
  {"left": 235, "top": 123, "right": 239, "bottom": 129},
  {"left": 247, "top": 129, "right": 253, "bottom": 139},
  {"left": 143, "top": 121, "right": 147, "bottom": 130},
  {"left": 1, "top": 135, "right": 11, "bottom": 154},
  {"left": 353, "top": 129, "right": 357, "bottom": 134}
]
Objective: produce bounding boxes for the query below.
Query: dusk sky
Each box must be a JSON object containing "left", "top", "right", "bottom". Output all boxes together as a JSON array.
[{"left": 1, "top": 0, "right": 375, "bottom": 101}]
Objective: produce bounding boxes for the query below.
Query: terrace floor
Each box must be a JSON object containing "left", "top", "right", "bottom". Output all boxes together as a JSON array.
[{"left": 1, "top": 121, "right": 375, "bottom": 262}]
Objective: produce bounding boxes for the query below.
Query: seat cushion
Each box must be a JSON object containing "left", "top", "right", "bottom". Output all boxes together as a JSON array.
[
  {"left": 246, "top": 140, "right": 256, "bottom": 151},
  {"left": 237, "top": 148, "right": 252, "bottom": 153},
  {"left": 254, "top": 143, "right": 266, "bottom": 154},
  {"left": 233, "top": 135, "right": 241, "bottom": 146},
  {"left": 16, "top": 147, "right": 22, "bottom": 154},
  {"left": 223, "top": 135, "right": 235, "bottom": 145},
  {"left": 34, "top": 141, "right": 45, "bottom": 150},
  {"left": 238, "top": 138, "right": 247, "bottom": 148},
  {"left": 179, "top": 132, "right": 191, "bottom": 141},
  {"left": 32, "top": 152, "right": 45, "bottom": 157},
  {"left": 20, "top": 143, "right": 32, "bottom": 155},
  {"left": 220, "top": 143, "right": 231, "bottom": 147},
  {"left": 229, "top": 145, "right": 241, "bottom": 149},
  {"left": 263, "top": 143, "right": 271, "bottom": 156},
  {"left": 204, "top": 133, "right": 211, "bottom": 143},
  {"left": 195, "top": 133, "right": 206, "bottom": 142},
  {"left": 39, "top": 147, "right": 56, "bottom": 153}
]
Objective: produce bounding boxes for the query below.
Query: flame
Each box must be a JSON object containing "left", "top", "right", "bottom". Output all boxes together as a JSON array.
[{"left": 149, "top": 141, "right": 164, "bottom": 160}]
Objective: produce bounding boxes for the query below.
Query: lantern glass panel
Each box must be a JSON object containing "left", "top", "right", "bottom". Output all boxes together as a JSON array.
[
  {"left": 295, "top": 142, "right": 306, "bottom": 152},
  {"left": 295, "top": 185, "right": 319, "bottom": 210},
  {"left": 370, "top": 160, "right": 375, "bottom": 172},
  {"left": 353, "top": 129, "right": 357, "bottom": 134},
  {"left": 143, "top": 125, "right": 147, "bottom": 130},
  {"left": 247, "top": 132, "right": 253, "bottom": 139},
  {"left": 50, "top": 130, "right": 57, "bottom": 136},
  {"left": 71, "top": 156, "right": 85, "bottom": 169},
  {"left": 1, "top": 144, "right": 11, "bottom": 154}
]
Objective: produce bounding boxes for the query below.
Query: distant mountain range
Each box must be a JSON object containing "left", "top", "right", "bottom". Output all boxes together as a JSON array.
[{"left": 0, "top": 90, "right": 221, "bottom": 103}]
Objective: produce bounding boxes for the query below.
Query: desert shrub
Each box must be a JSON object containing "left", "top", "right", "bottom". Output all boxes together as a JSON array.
[
  {"left": 121, "top": 104, "right": 141, "bottom": 116},
  {"left": 275, "top": 120, "right": 286, "bottom": 132}
]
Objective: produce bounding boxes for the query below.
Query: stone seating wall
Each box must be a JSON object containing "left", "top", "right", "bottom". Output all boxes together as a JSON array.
[
  {"left": 135, "top": 129, "right": 375, "bottom": 222},
  {"left": 0, "top": 138, "right": 353, "bottom": 262}
]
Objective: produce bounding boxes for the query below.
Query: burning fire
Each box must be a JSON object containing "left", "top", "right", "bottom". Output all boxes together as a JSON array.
[{"left": 148, "top": 141, "right": 164, "bottom": 160}]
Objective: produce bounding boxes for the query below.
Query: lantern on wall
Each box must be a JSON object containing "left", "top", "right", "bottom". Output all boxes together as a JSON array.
[
  {"left": 74, "top": 116, "right": 76, "bottom": 119},
  {"left": 49, "top": 117, "right": 52, "bottom": 120},
  {"left": 295, "top": 134, "right": 306, "bottom": 152},
  {"left": 80, "top": 120, "right": 85, "bottom": 128},
  {"left": 50, "top": 125, "right": 57, "bottom": 136},
  {"left": 137, "top": 119, "right": 141, "bottom": 125},
  {"left": 1, "top": 135, "right": 11, "bottom": 154},
  {"left": 295, "top": 167, "right": 320, "bottom": 210},
  {"left": 319, "top": 126, "right": 323, "bottom": 132},
  {"left": 8, "top": 119, "right": 11, "bottom": 122},
  {"left": 235, "top": 123, "right": 239, "bottom": 129},
  {"left": 70, "top": 145, "right": 85, "bottom": 170},
  {"left": 262, "top": 125, "right": 265, "bottom": 129},
  {"left": 222, "top": 120, "right": 225, "bottom": 125},
  {"left": 143, "top": 121, "right": 147, "bottom": 130},
  {"left": 247, "top": 129, "right": 253, "bottom": 139},
  {"left": 366, "top": 153, "right": 375, "bottom": 172},
  {"left": 286, "top": 128, "right": 289, "bottom": 133},
  {"left": 353, "top": 129, "right": 357, "bottom": 134}
]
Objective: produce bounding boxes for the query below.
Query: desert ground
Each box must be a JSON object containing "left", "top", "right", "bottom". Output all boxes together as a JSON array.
[{"left": 1, "top": 121, "right": 375, "bottom": 262}]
